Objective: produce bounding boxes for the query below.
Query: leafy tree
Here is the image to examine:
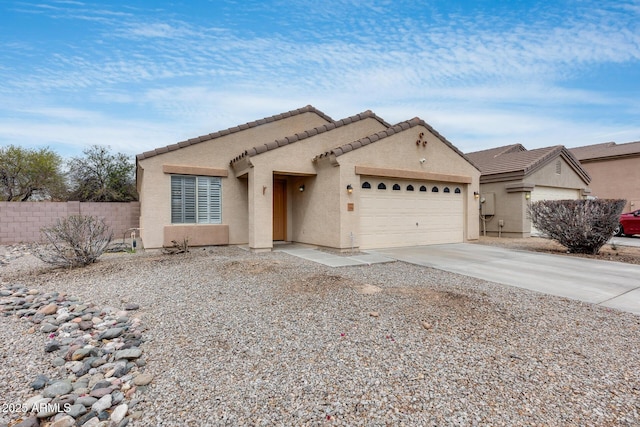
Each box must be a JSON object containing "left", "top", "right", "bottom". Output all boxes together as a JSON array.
[
  {"left": 67, "top": 145, "right": 138, "bottom": 202},
  {"left": 0, "top": 145, "right": 67, "bottom": 201}
]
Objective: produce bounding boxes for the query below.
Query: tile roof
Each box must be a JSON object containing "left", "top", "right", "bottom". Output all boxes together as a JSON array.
[
  {"left": 569, "top": 141, "right": 640, "bottom": 161},
  {"left": 465, "top": 144, "right": 526, "bottom": 166},
  {"left": 313, "top": 117, "right": 480, "bottom": 171},
  {"left": 229, "top": 110, "right": 391, "bottom": 165},
  {"left": 466, "top": 145, "right": 590, "bottom": 184},
  {"left": 136, "top": 105, "right": 333, "bottom": 161}
]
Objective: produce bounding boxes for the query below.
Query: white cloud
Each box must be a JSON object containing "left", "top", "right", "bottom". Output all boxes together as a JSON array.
[{"left": 1, "top": 0, "right": 638, "bottom": 158}]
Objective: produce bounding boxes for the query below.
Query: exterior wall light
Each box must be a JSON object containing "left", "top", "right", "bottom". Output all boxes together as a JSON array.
[
  {"left": 346, "top": 184, "right": 353, "bottom": 194},
  {"left": 525, "top": 192, "right": 531, "bottom": 200},
  {"left": 474, "top": 191, "right": 480, "bottom": 200},
  {"left": 299, "top": 185, "right": 305, "bottom": 192}
]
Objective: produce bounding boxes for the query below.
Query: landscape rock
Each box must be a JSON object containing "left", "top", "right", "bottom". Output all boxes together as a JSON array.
[
  {"left": 49, "top": 415, "right": 76, "bottom": 427},
  {"left": 13, "top": 417, "right": 40, "bottom": 427},
  {"left": 91, "top": 394, "right": 112, "bottom": 413},
  {"left": 98, "top": 327, "right": 124, "bottom": 340},
  {"left": 37, "top": 303, "right": 58, "bottom": 315},
  {"left": 31, "top": 374, "right": 49, "bottom": 390},
  {"left": 65, "top": 403, "right": 87, "bottom": 418},
  {"left": 110, "top": 403, "right": 128, "bottom": 424},
  {"left": 0, "top": 283, "right": 151, "bottom": 426},
  {"left": 114, "top": 348, "right": 142, "bottom": 360},
  {"left": 132, "top": 373, "right": 153, "bottom": 386},
  {"left": 42, "top": 381, "right": 72, "bottom": 398}
]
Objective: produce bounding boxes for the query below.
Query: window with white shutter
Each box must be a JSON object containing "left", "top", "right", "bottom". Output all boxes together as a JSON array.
[{"left": 171, "top": 175, "right": 221, "bottom": 224}]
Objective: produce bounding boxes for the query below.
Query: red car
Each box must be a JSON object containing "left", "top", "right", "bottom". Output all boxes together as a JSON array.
[{"left": 615, "top": 209, "right": 640, "bottom": 236}]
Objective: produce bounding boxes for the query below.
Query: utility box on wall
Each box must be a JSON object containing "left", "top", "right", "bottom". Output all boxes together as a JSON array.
[{"left": 480, "top": 192, "right": 495, "bottom": 216}]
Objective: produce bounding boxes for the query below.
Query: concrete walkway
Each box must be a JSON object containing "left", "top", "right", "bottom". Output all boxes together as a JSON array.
[
  {"left": 273, "top": 244, "right": 394, "bottom": 267},
  {"left": 370, "top": 243, "right": 640, "bottom": 315}
]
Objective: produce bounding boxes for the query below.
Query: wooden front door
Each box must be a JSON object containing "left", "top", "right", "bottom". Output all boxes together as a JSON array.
[{"left": 273, "top": 179, "right": 287, "bottom": 241}]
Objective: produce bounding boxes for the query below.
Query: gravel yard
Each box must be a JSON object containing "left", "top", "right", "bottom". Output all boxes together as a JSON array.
[{"left": 1, "top": 245, "right": 639, "bottom": 426}]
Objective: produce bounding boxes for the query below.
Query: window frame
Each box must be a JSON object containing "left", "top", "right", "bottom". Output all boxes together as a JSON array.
[{"left": 171, "top": 175, "right": 222, "bottom": 224}]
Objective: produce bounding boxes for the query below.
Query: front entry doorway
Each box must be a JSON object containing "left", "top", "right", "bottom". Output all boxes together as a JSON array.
[{"left": 273, "top": 179, "right": 287, "bottom": 241}]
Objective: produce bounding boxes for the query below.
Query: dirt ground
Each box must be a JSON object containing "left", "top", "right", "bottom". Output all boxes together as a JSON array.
[{"left": 474, "top": 236, "right": 640, "bottom": 265}]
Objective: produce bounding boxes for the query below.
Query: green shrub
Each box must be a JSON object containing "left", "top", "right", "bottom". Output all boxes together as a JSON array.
[
  {"left": 35, "top": 215, "right": 113, "bottom": 268},
  {"left": 527, "top": 199, "right": 626, "bottom": 255}
]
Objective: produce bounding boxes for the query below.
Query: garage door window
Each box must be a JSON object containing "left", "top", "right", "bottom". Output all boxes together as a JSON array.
[
  {"left": 392, "top": 184, "right": 401, "bottom": 191},
  {"left": 432, "top": 186, "right": 439, "bottom": 192},
  {"left": 420, "top": 186, "right": 427, "bottom": 192},
  {"left": 378, "top": 183, "right": 386, "bottom": 190},
  {"left": 362, "top": 182, "right": 371, "bottom": 189},
  {"left": 455, "top": 187, "right": 461, "bottom": 194},
  {"left": 444, "top": 187, "right": 450, "bottom": 193},
  {"left": 407, "top": 185, "right": 414, "bottom": 191}
]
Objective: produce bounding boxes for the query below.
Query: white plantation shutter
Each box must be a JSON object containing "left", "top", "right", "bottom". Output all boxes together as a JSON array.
[
  {"left": 197, "top": 177, "right": 222, "bottom": 223},
  {"left": 171, "top": 175, "right": 221, "bottom": 224}
]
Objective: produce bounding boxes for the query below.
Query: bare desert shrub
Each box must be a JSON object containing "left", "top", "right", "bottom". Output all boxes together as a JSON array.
[
  {"left": 35, "top": 215, "right": 113, "bottom": 268},
  {"left": 527, "top": 199, "right": 626, "bottom": 254},
  {"left": 162, "top": 237, "right": 190, "bottom": 255}
]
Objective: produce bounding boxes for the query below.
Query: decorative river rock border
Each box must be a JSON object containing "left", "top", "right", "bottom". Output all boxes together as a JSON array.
[{"left": 0, "top": 284, "right": 152, "bottom": 427}]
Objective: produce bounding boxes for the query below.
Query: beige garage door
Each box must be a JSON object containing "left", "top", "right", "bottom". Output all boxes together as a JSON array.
[
  {"left": 530, "top": 186, "right": 581, "bottom": 235},
  {"left": 359, "top": 179, "right": 464, "bottom": 249}
]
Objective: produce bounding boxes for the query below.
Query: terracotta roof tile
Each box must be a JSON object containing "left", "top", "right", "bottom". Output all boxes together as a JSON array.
[
  {"left": 569, "top": 141, "right": 640, "bottom": 160},
  {"left": 136, "top": 105, "right": 333, "bottom": 161},
  {"left": 229, "top": 110, "right": 391, "bottom": 165}
]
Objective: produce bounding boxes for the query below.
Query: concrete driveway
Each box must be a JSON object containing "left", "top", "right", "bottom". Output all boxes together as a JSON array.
[{"left": 370, "top": 244, "right": 640, "bottom": 315}]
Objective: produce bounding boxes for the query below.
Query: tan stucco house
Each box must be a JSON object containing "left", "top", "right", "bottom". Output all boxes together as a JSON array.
[
  {"left": 136, "top": 105, "right": 480, "bottom": 251},
  {"left": 569, "top": 141, "right": 640, "bottom": 213},
  {"left": 466, "top": 144, "right": 591, "bottom": 237}
]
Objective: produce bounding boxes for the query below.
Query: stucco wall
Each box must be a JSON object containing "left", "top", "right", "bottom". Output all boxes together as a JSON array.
[
  {"left": 478, "top": 155, "right": 590, "bottom": 237},
  {"left": 528, "top": 157, "right": 590, "bottom": 189},
  {"left": 137, "top": 111, "right": 331, "bottom": 249},
  {"left": 246, "top": 117, "right": 388, "bottom": 249},
  {"left": 580, "top": 156, "right": 640, "bottom": 212},
  {"left": 0, "top": 202, "right": 140, "bottom": 244},
  {"left": 479, "top": 181, "right": 528, "bottom": 237}
]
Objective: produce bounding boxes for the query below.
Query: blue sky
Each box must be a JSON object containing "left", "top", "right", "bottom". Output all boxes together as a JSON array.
[{"left": 1, "top": 0, "right": 639, "bottom": 159}]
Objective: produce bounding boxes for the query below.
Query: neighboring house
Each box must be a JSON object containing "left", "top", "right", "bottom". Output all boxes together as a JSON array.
[
  {"left": 569, "top": 141, "right": 640, "bottom": 213},
  {"left": 136, "top": 105, "right": 481, "bottom": 250},
  {"left": 466, "top": 144, "right": 591, "bottom": 237}
]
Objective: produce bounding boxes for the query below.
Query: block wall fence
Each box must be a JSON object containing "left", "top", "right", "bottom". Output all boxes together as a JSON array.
[{"left": 0, "top": 202, "right": 140, "bottom": 245}]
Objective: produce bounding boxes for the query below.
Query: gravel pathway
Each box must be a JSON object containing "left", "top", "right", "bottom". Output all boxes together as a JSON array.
[{"left": 1, "top": 246, "right": 639, "bottom": 426}]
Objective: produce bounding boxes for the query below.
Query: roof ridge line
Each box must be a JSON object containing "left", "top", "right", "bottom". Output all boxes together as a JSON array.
[
  {"left": 137, "top": 105, "right": 332, "bottom": 161},
  {"left": 229, "top": 109, "right": 391, "bottom": 165}
]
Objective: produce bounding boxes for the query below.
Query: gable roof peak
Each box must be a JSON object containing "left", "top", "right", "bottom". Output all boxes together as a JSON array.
[
  {"left": 229, "top": 109, "right": 392, "bottom": 165},
  {"left": 313, "top": 116, "right": 480, "bottom": 172},
  {"left": 467, "top": 143, "right": 590, "bottom": 184}
]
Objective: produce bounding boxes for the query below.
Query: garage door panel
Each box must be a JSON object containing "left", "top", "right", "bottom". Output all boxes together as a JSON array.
[{"left": 359, "top": 179, "right": 464, "bottom": 249}]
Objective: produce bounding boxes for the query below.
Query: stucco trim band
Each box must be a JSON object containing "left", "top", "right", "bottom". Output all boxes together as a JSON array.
[
  {"left": 163, "top": 164, "right": 229, "bottom": 177},
  {"left": 163, "top": 224, "right": 229, "bottom": 247},
  {"left": 505, "top": 182, "right": 535, "bottom": 193},
  {"left": 355, "top": 166, "right": 472, "bottom": 184}
]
